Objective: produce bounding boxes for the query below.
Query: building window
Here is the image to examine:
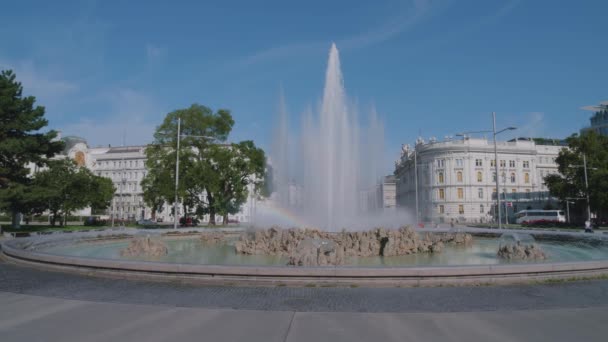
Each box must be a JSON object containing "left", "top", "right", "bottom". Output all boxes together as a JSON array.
[
  {"left": 512, "top": 188, "right": 516, "bottom": 193},
  {"left": 509, "top": 160, "right": 515, "bottom": 168},
  {"left": 475, "top": 159, "right": 482, "bottom": 166},
  {"left": 437, "top": 159, "right": 445, "bottom": 168},
  {"left": 491, "top": 159, "right": 495, "bottom": 167},
  {"left": 523, "top": 161, "right": 529, "bottom": 168},
  {"left": 510, "top": 172, "right": 516, "bottom": 183},
  {"left": 492, "top": 172, "right": 497, "bottom": 182},
  {"left": 438, "top": 172, "right": 444, "bottom": 183},
  {"left": 439, "top": 205, "right": 444, "bottom": 214},
  {"left": 477, "top": 172, "right": 483, "bottom": 182},
  {"left": 478, "top": 188, "right": 483, "bottom": 199},
  {"left": 457, "top": 188, "right": 464, "bottom": 199},
  {"left": 457, "top": 171, "right": 463, "bottom": 182},
  {"left": 439, "top": 188, "right": 445, "bottom": 200},
  {"left": 480, "top": 204, "right": 485, "bottom": 214},
  {"left": 525, "top": 173, "right": 530, "bottom": 184},
  {"left": 500, "top": 160, "right": 506, "bottom": 167},
  {"left": 458, "top": 205, "right": 464, "bottom": 215},
  {"left": 456, "top": 159, "right": 463, "bottom": 167},
  {"left": 501, "top": 172, "right": 506, "bottom": 182}
]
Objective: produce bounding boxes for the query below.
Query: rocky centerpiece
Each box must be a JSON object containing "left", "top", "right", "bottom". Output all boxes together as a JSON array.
[
  {"left": 234, "top": 226, "right": 473, "bottom": 266},
  {"left": 200, "top": 231, "right": 227, "bottom": 244},
  {"left": 120, "top": 236, "right": 168, "bottom": 257},
  {"left": 497, "top": 242, "right": 546, "bottom": 260}
]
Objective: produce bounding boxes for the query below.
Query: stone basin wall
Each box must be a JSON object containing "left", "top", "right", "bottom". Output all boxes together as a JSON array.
[{"left": 233, "top": 226, "right": 473, "bottom": 266}]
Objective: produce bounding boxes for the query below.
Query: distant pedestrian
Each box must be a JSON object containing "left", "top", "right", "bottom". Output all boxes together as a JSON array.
[{"left": 584, "top": 220, "right": 593, "bottom": 233}]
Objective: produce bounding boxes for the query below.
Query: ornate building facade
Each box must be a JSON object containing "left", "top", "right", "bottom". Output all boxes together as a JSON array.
[
  {"left": 394, "top": 137, "right": 563, "bottom": 224},
  {"left": 54, "top": 135, "right": 256, "bottom": 224}
]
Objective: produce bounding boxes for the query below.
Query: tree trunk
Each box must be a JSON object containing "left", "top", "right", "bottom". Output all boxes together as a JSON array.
[
  {"left": 11, "top": 210, "right": 21, "bottom": 229},
  {"left": 209, "top": 209, "right": 216, "bottom": 225},
  {"left": 223, "top": 213, "right": 229, "bottom": 225},
  {"left": 50, "top": 211, "right": 57, "bottom": 226},
  {"left": 207, "top": 193, "right": 216, "bottom": 226}
]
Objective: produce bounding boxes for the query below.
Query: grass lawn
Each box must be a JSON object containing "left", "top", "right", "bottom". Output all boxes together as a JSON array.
[{"left": 0, "top": 224, "right": 136, "bottom": 234}]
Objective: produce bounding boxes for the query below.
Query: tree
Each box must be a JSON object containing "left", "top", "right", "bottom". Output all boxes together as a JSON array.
[
  {"left": 141, "top": 167, "right": 169, "bottom": 219},
  {"left": 545, "top": 131, "right": 608, "bottom": 222},
  {"left": 143, "top": 104, "right": 234, "bottom": 223},
  {"left": 31, "top": 159, "right": 115, "bottom": 226},
  {"left": 0, "top": 70, "right": 64, "bottom": 228},
  {"left": 200, "top": 141, "right": 266, "bottom": 224}
]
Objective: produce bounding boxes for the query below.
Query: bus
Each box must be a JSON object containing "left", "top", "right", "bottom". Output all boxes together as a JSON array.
[{"left": 515, "top": 210, "right": 566, "bottom": 224}]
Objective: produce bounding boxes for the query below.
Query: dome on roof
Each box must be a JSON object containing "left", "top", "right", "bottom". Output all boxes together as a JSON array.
[{"left": 61, "top": 136, "right": 88, "bottom": 154}]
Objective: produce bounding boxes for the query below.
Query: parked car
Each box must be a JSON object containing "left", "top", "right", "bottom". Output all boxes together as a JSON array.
[
  {"left": 137, "top": 219, "right": 158, "bottom": 227},
  {"left": 179, "top": 217, "right": 200, "bottom": 227}
]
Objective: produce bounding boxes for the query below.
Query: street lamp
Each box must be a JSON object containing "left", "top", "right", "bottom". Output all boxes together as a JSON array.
[
  {"left": 172, "top": 118, "right": 216, "bottom": 229},
  {"left": 456, "top": 112, "right": 516, "bottom": 229},
  {"left": 564, "top": 198, "right": 583, "bottom": 224},
  {"left": 571, "top": 154, "right": 598, "bottom": 224}
]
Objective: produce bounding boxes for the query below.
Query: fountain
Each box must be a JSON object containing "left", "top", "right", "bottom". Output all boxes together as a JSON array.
[
  {"left": 270, "top": 43, "right": 388, "bottom": 230},
  {"left": 3, "top": 44, "right": 608, "bottom": 286}
]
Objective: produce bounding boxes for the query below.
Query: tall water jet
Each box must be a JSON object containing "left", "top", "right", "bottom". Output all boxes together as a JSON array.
[
  {"left": 266, "top": 43, "right": 388, "bottom": 230},
  {"left": 298, "top": 43, "right": 364, "bottom": 229}
]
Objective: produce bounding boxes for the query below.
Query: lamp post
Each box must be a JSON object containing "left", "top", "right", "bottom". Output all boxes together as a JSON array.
[
  {"left": 173, "top": 118, "right": 181, "bottom": 229},
  {"left": 414, "top": 149, "right": 419, "bottom": 225},
  {"left": 456, "top": 112, "right": 516, "bottom": 229},
  {"left": 171, "top": 117, "right": 216, "bottom": 229},
  {"left": 571, "top": 154, "right": 597, "bottom": 224},
  {"left": 565, "top": 199, "right": 575, "bottom": 224}
]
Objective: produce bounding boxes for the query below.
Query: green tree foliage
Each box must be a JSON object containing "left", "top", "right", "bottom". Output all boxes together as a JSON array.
[
  {"left": 144, "top": 104, "right": 267, "bottom": 225},
  {"left": 545, "top": 131, "right": 608, "bottom": 221},
  {"left": 200, "top": 141, "right": 266, "bottom": 224},
  {"left": 143, "top": 104, "right": 234, "bottom": 222},
  {"left": 0, "top": 70, "right": 64, "bottom": 227},
  {"left": 31, "top": 159, "right": 115, "bottom": 226},
  {"left": 141, "top": 167, "right": 169, "bottom": 219}
]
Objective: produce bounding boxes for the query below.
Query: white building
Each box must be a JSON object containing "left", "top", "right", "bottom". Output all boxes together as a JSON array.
[
  {"left": 361, "top": 175, "right": 397, "bottom": 213},
  {"left": 394, "top": 137, "right": 563, "bottom": 224},
  {"left": 52, "top": 135, "right": 257, "bottom": 224},
  {"left": 581, "top": 104, "right": 608, "bottom": 136}
]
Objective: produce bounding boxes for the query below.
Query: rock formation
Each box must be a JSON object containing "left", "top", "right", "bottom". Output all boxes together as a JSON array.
[
  {"left": 287, "top": 238, "right": 345, "bottom": 266},
  {"left": 497, "top": 242, "right": 546, "bottom": 260},
  {"left": 200, "top": 232, "right": 227, "bottom": 244},
  {"left": 234, "top": 226, "right": 473, "bottom": 266},
  {"left": 120, "top": 236, "right": 168, "bottom": 257}
]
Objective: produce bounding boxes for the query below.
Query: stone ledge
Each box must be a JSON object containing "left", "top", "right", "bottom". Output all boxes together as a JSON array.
[{"left": 3, "top": 237, "right": 608, "bottom": 287}]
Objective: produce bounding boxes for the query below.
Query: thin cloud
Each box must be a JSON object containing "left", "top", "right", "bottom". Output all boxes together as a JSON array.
[
  {"left": 146, "top": 44, "right": 167, "bottom": 64},
  {"left": 237, "top": 41, "right": 326, "bottom": 68},
  {"left": 233, "top": 0, "right": 436, "bottom": 67},
  {"left": 0, "top": 59, "right": 79, "bottom": 100},
  {"left": 60, "top": 88, "right": 164, "bottom": 147},
  {"left": 338, "top": 0, "right": 432, "bottom": 50},
  {"left": 515, "top": 112, "right": 546, "bottom": 138}
]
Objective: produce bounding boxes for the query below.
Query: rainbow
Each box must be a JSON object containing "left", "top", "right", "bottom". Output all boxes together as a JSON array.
[{"left": 254, "top": 202, "right": 313, "bottom": 228}]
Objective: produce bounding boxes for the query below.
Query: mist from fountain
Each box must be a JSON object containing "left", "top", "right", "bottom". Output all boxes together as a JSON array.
[{"left": 268, "top": 43, "right": 403, "bottom": 230}]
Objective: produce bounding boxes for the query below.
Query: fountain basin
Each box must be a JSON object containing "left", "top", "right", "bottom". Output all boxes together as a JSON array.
[{"left": 2, "top": 228, "right": 608, "bottom": 287}]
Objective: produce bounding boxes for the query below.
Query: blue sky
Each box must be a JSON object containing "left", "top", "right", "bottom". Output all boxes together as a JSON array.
[{"left": 1, "top": 0, "right": 606, "bottom": 170}]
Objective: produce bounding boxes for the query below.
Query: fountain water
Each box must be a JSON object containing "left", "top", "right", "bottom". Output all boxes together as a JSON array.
[{"left": 270, "top": 43, "right": 387, "bottom": 230}]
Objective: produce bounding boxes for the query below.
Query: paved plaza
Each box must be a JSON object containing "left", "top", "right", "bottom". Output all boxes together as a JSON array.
[{"left": 1, "top": 261, "right": 608, "bottom": 341}]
